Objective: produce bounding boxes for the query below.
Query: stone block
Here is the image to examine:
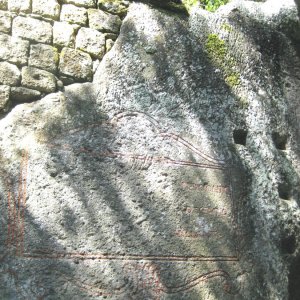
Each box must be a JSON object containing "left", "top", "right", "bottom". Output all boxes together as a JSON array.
[
  {"left": 61, "top": 0, "right": 96, "bottom": 8},
  {"left": 32, "top": 0, "right": 60, "bottom": 20},
  {"left": 98, "top": 0, "right": 128, "bottom": 16},
  {"left": 10, "top": 87, "right": 41, "bottom": 103},
  {"left": 0, "top": 0, "right": 8, "bottom": 10},
  {"left": 76, "top": 27, "right": 105, "bottom": 58},
  {"left": 0, "top": 10, "right": 12, "bottom": 33},
  {"left": 0, "top": 84, "right": 10, "bottom": 111},
  {"left": 106, "top": 38, "right": 114, "bottom": 52},
  {"left": 0, "top": 33, "right": 29, "bottom": 65},
  {"left": 21, "top": 67, "right": 57, "bottom": 93},
  {"left": 60, "top": 4, "right": 87, "bottom": 26},
  {"left": 8, "top": 0, "right": 31, "bottom": 13},
  {"left": 88, "top": 9, "right": 121, "bottom": 33},
  {"left": 0, "top": 61, "right": 20, "bottom": 86},
  {"left": 12, "top": 16, "right": 53, "bottom": 44},
  {"left": 29, "top": 44, "right": 59, "bottom": 73},
  {"left": 53, "top": 21, "right": 76, "bottom": 47},
  {"left": 59, "top": 47, "right": 92, "bottom": 80}
]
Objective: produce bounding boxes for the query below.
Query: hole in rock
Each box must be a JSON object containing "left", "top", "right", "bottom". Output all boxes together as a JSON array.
[
  {"left": 278, "top": 183, "right": 292, "bottom": 200},
  {"left": 272, "top": 132, "right": 288, "bottom": 150},
  {"left": 233, "top": 129, "right": 247, "bottom": 146},
  {"left": 288, "top": 256, "right": 300, "bottom": 300},
  {"left": 281, "top": 234, "right": 296, "bottom": 254}
]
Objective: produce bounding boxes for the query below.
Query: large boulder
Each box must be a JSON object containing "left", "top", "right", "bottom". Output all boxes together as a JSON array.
[{"left": 0, "top": 1, "right": 299, "bottom": 299}]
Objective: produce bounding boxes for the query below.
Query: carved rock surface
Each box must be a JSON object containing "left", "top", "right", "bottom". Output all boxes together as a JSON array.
[{"left": 0, "top": 1, "right": 300, "bottom": 300}]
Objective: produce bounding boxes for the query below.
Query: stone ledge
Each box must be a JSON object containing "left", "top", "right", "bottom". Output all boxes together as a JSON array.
[
  {"left": 59, "top": 47, "right": 93, "bottom": 80},
  {"left": 21, "top": 66, "right": 57, "bottom": 93},
  {"left": 75, "top": 27, "right": 105, "bottom": 59},
  {"left": 88, "top": 8, "right": 121, "bottom": 33},
  {"left": 0, "top": 10, "right": 12, "bottom": 33},
  {"left": 0, "top": 33, "right": 30, "bottom": 65},
  {"left": 32, "top": 0, "right": 61, "bottom": 20},
  {"left": 61, "top": 0, "right": 96, "bottom": 9},
  {"left": 8, "top": 0, "right": 31, "bottom": 13},
  {"left": 0, "top": 61, "right": 20, "bottom": 85},
  {"left": 53, "top": 21, "right": 76, "bottom": 47},
  {"left": 12, "top": 16, "right": 53, "bottom": 44},
  {"left": 60, "top": 4, "right": 87, "bottom": 26},
  {"left": 0, "top": 84, "right": 10, "bottom": 111},
  {"left": 10, "top": 86, "right": 41, "bottom": 103},
  {"left": 29, "top": 44, "right": 59, "bottom": 73}
]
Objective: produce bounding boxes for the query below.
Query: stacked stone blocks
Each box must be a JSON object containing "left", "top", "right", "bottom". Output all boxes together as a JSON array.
[{"left": 0, "top": 0, "right": 125, "bottom": 112}]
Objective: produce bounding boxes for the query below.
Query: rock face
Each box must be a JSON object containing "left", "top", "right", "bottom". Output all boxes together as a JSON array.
[{"left": 0, "top": 1, "right": 300, "bottom": 299}]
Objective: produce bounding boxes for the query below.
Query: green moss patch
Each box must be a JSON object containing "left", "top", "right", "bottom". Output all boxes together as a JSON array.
[{"left": 205, "top": 33, "right": 241, "bottom": 89}]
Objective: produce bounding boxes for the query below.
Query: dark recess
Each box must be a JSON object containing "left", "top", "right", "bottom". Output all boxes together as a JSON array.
[
  {"left": 233, "top": 129, "right": 247, "bottom": 146},
  {"left": 272, "top": 132, "right": 288, "bottom": 150},
  {"left": 289, "top": 256, "right": 300, "bottom": 300}
]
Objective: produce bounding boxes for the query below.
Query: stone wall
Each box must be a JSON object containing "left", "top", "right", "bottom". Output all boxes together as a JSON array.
[{"left": 0, "top": 0, "right": 127, "bottom": 111}]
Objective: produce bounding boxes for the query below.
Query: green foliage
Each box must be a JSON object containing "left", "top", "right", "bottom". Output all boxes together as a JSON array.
[
  {"left": 200, "top": 0, "right": 229, "bottom": 12},
  {"left": 182, "top": 0, "right": 229, "bottom": 12}
]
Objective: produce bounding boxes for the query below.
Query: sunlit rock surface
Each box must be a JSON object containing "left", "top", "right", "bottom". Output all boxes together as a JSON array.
[{"left": 0, "top": 1, "right": 300, "bottom": 299}]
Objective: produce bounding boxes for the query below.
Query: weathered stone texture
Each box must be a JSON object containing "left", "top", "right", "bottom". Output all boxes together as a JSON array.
[
  {"left": 59, "top": 47, "right": 92, "bottom": 80},
  {"left": 61, "top": 0, "right": 96, "bottom": 8},
  {"left": 32, "top": 0, "right": 61, "bottom": 20},
  {"left": 75, "top": 27, "right": 105, "bottom": 58},
  {"left": 0, "top": 10, "right": 12, "bottom": 33},
  {"left": 0, "top": 61, "right": 20, "bottom": 85},
  {"left": 10, "top": 86, "right": 41, "bottom": 102},
  {"left": 21, "top": 66, "right": 56, "bottom": 93},
  {"left": 0, "top": 0, "right": 7, "bottom": 10},
  {"left": 106, "top": 38, "right": 114, "bottom": 52},
  {"left": 60, "top": 4, "right": 87, "bottom": 25},
  {"left": 8, "top": 0, "right": 31, "bottom": 13},
  {"left": 88, "top": 8, "right": 121, "bottom": 33},
  {"left": 12, "top": 16, "right": 53, "bottom": 44},
  {"left": 0, "top": 84, "right": 10, "bottom": 111},
  {"left": 0, "top": 33, "right": 29, "bottom": 65},
  {"left": 53, "top": 21, "right": 76, "bottom": 47},
  {"left": 29, "top": 44, "right": 59, "bottom": 73},
  {"left": 98, "top": 0, "right": 128, "bottom": 16}
]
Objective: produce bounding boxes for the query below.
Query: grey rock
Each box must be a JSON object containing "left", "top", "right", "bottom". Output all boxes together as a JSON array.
[
  {"left": 59, "top": 47, "right": 93, "bottom": 80},
  {"left": 21, "top": 66, "right": 57, "bottom": 93},
  {"left": 61, "top": 0, "right": 96, "bottom": 8},
  {"left": 60, "top": 4, "right": 87, "bottom": 26},
  {"left": 105, "top": 38, "right": 114, "bottom": 52},
  {"left": 0, "top": 33, "right": 29, "bottom": 65},
  {"left": 0, "top": 1, "right": 300, "bottom": 300},
  {"left": 12, "top": 16, "right": 53, "bottom": 44},
  {"left": 98, "top": 0, "right": 129, "bottom": 16},
  {"left": 88, "top": 8, "right": 122, "bottom": 33},
  {"left": 10, "top": 87, "right": 41, "bottom": 103},
  {"left": 0, "top": 84, "right": 10, "bottom": 111},
  {"left": 29, "top": 44, "right": 59, "bottom": 73},
  {"left": 53, "top": 21, "right": 76, "bottom": 47},
  {"left": 32, "top": 0, "right": 61, "bottom": 20},
  {"left": 8, "top": 0, "right": 31, "bottom": 13},
  {"left": 0, "top": 61, "right": 20, "bottom": 85},
  {"left": 75, "top": 27, "right": 105, "bottom": 58},
  {"left": 0, "top": 10, "right": 12, "bottom": 33}
]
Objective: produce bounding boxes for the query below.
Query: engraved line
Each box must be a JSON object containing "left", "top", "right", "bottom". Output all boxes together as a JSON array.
[
  {"left": 16, "top": 152, "right": 25, "bottom": 255},
  {"left": 6, "top": 186, "right": 12, "bottom": 247},
  {"left": 161, "top": 270, "right": 231, "bottom": 294},
  {"left": 23, "top": 252, "right": 239, "bottom": 262},
  {"left": 20, "top": 151, "right": 29, "bottom": 256}
]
